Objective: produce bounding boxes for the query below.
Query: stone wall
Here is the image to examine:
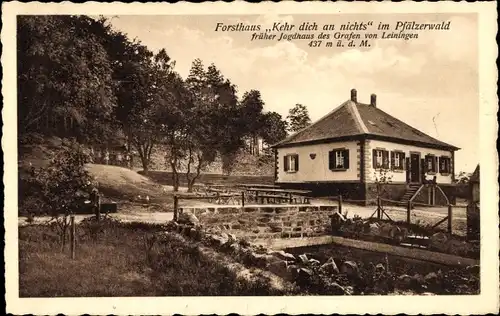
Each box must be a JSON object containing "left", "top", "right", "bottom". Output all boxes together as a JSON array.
[
  {"left": 179, "top": 204, "right": 339, "bottom": 240},
  {"left": 137, "top": 145, "right": 274, "bottom": 176}
]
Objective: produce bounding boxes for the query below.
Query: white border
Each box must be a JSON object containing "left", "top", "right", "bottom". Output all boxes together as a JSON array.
[{"left": 3, "top": 1, "right": 498, "bottom": 315}]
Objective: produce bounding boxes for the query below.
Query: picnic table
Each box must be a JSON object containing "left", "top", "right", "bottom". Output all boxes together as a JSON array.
[
  {"left": 193, "top": 183, "right": 230, "bottom": 193},
  {"left": 244, "top": 187, "right": 312, "bottom": 205},
  {"left": 235, "top": 183, "right": 280, "bottom": 189},
  {"left": 175, "top": 191, "right": 242, "bottom": 205}
]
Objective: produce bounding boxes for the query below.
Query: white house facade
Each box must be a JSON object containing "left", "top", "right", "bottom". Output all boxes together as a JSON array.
[
  {"left": 277, "top": 141, "right": 359, "bottom": 183},
  {"left": 272, "top": 89, "right": 459, "bottom": 204}
]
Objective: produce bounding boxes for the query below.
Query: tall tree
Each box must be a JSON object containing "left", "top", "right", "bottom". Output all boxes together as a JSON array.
[
  {"left": 17, "top": 15, "right": 116, "bottom": 141},
  {"left": 175, "top": 59, "right": 247, "bottom": 188},
  {"left": 286, "top": 103, "right": 312, "bottom": 133},
  {"left": 240, "top": 90, "right": 265, "bottom": 156},
  {"left": 106, "top": 29, "right": 170, "bottom": 172},
  {"left": 260, "top": 111, "right": 288, "bottom": 146}
]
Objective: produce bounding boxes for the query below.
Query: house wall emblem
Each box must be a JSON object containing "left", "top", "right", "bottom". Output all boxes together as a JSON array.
[{"left": 309, "top": 153, "right": 316, "bottom": 160}]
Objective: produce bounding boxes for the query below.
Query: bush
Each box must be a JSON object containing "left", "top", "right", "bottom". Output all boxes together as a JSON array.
[{"left": 21, "top": 143, "right": 94, "bottom": 248}]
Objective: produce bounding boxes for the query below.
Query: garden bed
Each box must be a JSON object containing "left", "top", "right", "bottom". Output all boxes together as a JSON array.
[
  {"left": 285, "top": 243, "right": 480, "bottom": 295},
  {"left": 335, "top": 216, "right": 480, "bottom": 259},
  {"left": 167, "top": 214, "right": 480, "bottom": 296}
]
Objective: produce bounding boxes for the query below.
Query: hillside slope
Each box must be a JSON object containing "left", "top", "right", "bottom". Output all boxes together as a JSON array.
[
  {"left": 84, "top": 164, "right": 167, "bottom": 201},
  {"left": 18, "top": 136, "right": 170, "bottom": 205},
  {"left": 18, "top": 136, "right": 274, "bottom": 203}
]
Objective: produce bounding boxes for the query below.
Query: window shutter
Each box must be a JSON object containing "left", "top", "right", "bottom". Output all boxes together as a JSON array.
[
  {"left": 329, "top": 151, "right": 335, "bottom": 169},
  {"left": 283, "top": 156, "right": 288, "bottom": 171},
  {"left": 383, "top": 151, "right": 389, "bottom": 169},
  {"left": 343, "top": 150, "right": 349, "bottom": 169},
  {"left": 401, "top": 153, "right": 406, "bottom": 170},
  {"left": 438, "top": 157, "right": 443, "bottom": 173},
  {"left": 434, "top": 156, "right": 438, "bottom": 172},
  {"left": 405, "top": 157, "right": 410, "bottom": 181},
  {"left": 294, "top": 154, "right": 299, "bottom": 171},
  {"left": 390, "top": 151, "right": 395, "bottom": 170},
  {"left": 372, "top": 149, "right": 377, "bottom": 169}
]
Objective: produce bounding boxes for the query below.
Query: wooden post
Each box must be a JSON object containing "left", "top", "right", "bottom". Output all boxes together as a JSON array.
[
  {"left": 96, "top": 194, "right": 101, "bottom": 222},
  {"left": 70, "top": 215, "right": 76, "bottom": 259},
  {"left": 241, "top": 191, "right": 245, "bottom": 207},
  {"left": 338, "top": 195, "right": 343, "bottom": 214},
  {"left": 407, "top": 200, "right": 411, "bottom": 224},
  {"left": 447, "top": 204, "right": 453, "bottom": 234},
  {"left": 173, "top": 195, "right": 179, "bottom": 222},
  {"left": 377, "top": 197, "right": 381, "bottom": 219}
]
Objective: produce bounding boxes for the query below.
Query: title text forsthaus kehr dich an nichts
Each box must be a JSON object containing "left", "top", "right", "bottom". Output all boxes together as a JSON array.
[{"left": 213, "top": 20, "right": 450, "bottom": 32}]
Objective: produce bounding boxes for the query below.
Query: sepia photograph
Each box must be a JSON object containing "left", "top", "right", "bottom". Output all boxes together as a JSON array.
[{"left": 3, "top": 1, "right": 498, "bottom": 315}]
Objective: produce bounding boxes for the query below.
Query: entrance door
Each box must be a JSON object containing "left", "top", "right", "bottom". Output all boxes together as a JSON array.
[{"left": 410, "top": 153, "right": 421, "bottom": 183}]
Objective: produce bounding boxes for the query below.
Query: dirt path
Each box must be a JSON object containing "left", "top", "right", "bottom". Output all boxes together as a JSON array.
[{"left": 18, "top": 211, "right": 175, "bottom": 227}]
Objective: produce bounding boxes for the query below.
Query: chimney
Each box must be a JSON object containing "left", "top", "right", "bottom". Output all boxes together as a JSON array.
[
  {"left": 350, "top": 89, "right": 357, "bottom": 102},
  {"left": 370, "top": 94, "right": 377, "bottom": 107}
]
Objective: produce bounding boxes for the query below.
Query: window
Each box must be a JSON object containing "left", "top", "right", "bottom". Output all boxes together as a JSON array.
[
  {"left": 390, "top": 151, "right": 405, "bottom": 170},
  {"left": 373, "top": 149, "right": 389, "bottom": 169},
  {"left": 329, "top": 149, "right": 350, "bottom": 170},
  {"left": 284, "top": 154, "right": 299, "bottom": 173},
  {"left": 425, "top": 154, "right": 438, "bottom": 173},
  {"left": 394, "top": 153, "right": 401, "bottom": 168},
  {"left": 439, "top": 156, "right": 451, "bottom": 174}
]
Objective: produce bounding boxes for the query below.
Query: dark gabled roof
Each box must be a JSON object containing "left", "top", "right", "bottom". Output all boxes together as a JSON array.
[
  {"left": 470, "top": 164, "right": 480, "bottom": 183},
  {"left": 273, "top": 99, "right": 460, "bottom": 151}
]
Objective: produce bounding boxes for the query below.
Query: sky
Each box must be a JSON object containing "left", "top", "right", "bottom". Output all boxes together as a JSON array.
[{"left": 104, "top": 13, "right": 479, "bottom": 173}]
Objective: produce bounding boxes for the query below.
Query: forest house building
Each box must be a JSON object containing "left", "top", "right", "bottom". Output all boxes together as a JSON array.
[{"left": 271, "top": 89, "right": 460, "bottom": 204}]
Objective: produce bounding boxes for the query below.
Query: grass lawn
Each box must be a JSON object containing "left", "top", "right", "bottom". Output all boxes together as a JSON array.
[{"left": 19, "top": 219, "right": 285, "bottom": 297}]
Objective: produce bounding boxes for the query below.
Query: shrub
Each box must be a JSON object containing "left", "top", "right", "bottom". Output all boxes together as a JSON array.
[{"left": 21, "top": 143, "right": 94, "bottom": 249}]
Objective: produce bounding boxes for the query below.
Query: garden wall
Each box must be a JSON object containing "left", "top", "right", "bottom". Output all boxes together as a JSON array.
[{"left": 179, "top": 204, "right": 339, "bottom": 240}]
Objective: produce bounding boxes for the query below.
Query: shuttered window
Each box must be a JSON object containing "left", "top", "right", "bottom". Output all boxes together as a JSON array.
[
  {"left": 390, "top": 151, "right": 405, "bottom": 170},
  {"left": 284, "top": 154, "right": 299, "bottom": 172},
  {"left": 439, "top": 156, "right": 451, "bottom": 174},
  {"left": 373, "top": 149, "right": 389, "bottom": 169},
  {"left": 329, "top": 149, "right": 349, "bottom": 170},
  {"left": 425, "top": 154, "right": 438, "bottom": 173}
]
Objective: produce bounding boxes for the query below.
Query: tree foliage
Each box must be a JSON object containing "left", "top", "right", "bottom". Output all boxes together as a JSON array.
[
  {"left": 22, "top": 144, "right": 94, "bottom": 248},
  {"left": 17, "top": 15, "right": 302, "bottom": 191},
  {"left": 17, "top": 15, "right": 116, "bottom": 142},
  {"left": 287, "top": 103, "right": 312, "bottom": 133},
  {"left": 260, "top": 111, "right": 288, "bottom": 146}
]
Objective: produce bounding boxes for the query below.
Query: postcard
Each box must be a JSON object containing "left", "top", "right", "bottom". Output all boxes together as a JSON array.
[{"left": 3, "top": 1, "right": 498, "bottom": 315}]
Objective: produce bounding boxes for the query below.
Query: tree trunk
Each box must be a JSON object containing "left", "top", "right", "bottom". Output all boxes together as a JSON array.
[
  {"left": 170, "top": 157, "right": 179, "bottom": 192},
  {"left": 147, "top": 140, "right": 154, "bottom": 167},
  {"left": 186, "top": 146, "right": 194, "bottom": 193},
  {"left": 254, "top": 135, "right": 259, "bottom": 156},
  {"left": 135, "top": 140, "right": 151, "bottom": 173},
  {"left": 139, "top": 151, "right": 149, "bottom": 173},
  {"left": 188, "top": 153, "right": 204, "bottom": 190}
]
